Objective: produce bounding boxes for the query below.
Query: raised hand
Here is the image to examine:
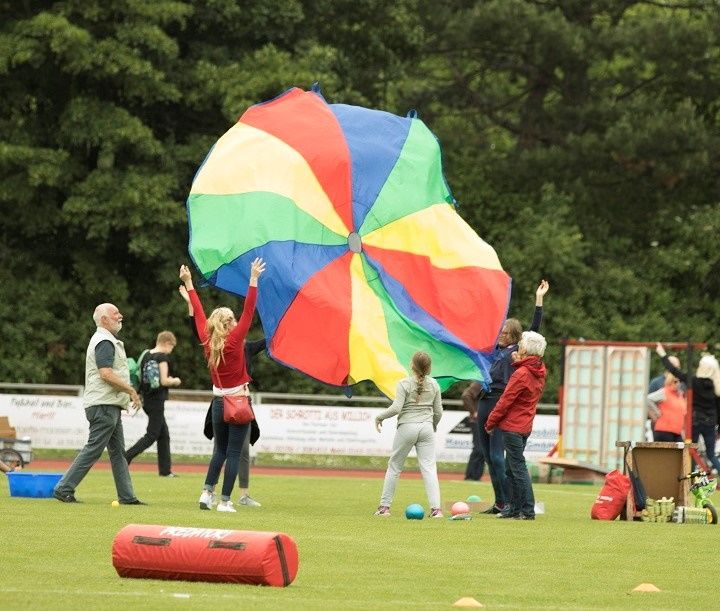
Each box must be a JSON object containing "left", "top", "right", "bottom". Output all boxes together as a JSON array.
[
  {"left": 249, "top": 257, "right": 266, "bottom": 286},
  {"left": 178, "top": 285, "right": 194, "bottom": 316},
  {"left": 179, "top": 264, "right": 193, "bottom": 286},
  {"left": 656, "top": 343, "right": 666, "bottom": 358},
  {"left": 535, "top": 279, "right": 549, "bottom": 306}
]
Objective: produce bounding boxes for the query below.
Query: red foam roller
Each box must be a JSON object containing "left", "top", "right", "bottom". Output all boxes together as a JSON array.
[{"left": 112, "top": 524, "right": 298, "bottom": 587}]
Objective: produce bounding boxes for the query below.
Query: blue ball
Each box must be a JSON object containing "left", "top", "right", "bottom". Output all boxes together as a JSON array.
[{"left": 405, "top": 503, "right": 425, "bottom": 520}]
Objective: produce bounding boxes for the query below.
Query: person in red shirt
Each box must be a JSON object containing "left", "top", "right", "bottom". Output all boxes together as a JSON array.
[
  {"left": 485, "top": 331, "right": 547, "bottom": 520},
  {"left": 179, "top": 258, "right": 265, "bottom": 513}
]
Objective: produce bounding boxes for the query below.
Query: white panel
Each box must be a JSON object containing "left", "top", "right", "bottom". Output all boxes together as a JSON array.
[
  {"left": 602, "top": 346, "right": 650, "bottom": 470},
  {"left": 562, "top": 346, "right": 604, "bottom": 464},
  {"left": 562, "top": 344, "right": 651, "bottom": 470}
]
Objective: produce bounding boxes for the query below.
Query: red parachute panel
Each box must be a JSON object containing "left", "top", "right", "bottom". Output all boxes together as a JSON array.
[
  {"left": 364, "top": 244, "right": 510, "bottom": 352},
  {"left": 271, "top": 252, "right": 353, "bottom": 386},
  {"left": 241, "top": 88, "right": 353, "bottom": 233}
]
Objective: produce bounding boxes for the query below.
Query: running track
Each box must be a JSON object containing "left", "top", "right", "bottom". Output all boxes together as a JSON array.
[{"left": 30, "top": 460, "right": 470, "bottom": 480}]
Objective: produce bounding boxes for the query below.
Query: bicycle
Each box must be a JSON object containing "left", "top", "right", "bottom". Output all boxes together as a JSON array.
[{"left": 677, "top": 469, "right": 718, "bottom": 525}]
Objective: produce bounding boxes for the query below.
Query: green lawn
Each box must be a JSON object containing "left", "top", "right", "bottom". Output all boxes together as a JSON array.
[{"left": 1, "top": 469, "right": 715, "bottom": 610}]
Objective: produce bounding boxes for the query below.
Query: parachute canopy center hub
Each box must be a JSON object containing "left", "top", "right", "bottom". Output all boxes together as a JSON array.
[{"left": 347, "top": 232, "right": 362, "bottom": 253}]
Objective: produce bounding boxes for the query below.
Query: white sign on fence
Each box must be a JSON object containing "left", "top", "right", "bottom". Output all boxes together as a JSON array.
[{"left": 0, "top": 394, "right": 557, "bottom": 463}]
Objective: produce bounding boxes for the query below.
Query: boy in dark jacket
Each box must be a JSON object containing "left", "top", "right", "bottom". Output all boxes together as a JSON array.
[{"left": 485, "top": 331, "right": 547, "bottom": 520}]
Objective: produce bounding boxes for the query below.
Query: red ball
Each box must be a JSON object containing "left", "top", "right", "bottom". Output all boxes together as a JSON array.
[{"left": 451, "top": 501, "right": 470, "bottom": 516}]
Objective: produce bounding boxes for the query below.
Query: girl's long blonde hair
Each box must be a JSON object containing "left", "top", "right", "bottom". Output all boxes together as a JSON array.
[
  {"left": 206, "top": 307, "right": 235, "bottom": 369},
  {"left": 696, "top": 354, "right": 720, "bottom": 397},
  {"left": 411, "top": 351, "right": 432, "bottom": 398}
]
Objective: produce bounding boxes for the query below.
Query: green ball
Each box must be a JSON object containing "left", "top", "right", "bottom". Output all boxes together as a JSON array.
[{"left": 466, "top": 495, "right": 481, "bottom": 503}]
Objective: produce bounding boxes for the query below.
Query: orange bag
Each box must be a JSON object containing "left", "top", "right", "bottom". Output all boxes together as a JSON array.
[{"left": 591, "top": 470, "right": 631, "bottom": 520}]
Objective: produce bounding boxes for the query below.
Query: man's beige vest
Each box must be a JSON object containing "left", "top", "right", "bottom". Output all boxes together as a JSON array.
[{"left": 83, "top": 327, "right": 130, "bottom": 409}]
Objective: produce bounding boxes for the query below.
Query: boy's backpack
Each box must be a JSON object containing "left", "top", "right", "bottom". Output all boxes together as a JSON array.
[
  {"left": 127, "top": 349, "right": 150, "bottom": 392},
  {"left": 141, "top": 354, "right": 161, "bottom": 392}
]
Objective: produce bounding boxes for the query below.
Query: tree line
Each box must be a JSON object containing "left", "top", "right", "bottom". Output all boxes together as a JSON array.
[{"left": 2, "top": 0, "right": 719, "bottom": 400}]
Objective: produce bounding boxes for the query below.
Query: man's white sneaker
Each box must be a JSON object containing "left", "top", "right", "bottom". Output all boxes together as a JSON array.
[
  {"left": 217, "top": 500, "right": 236, "bottom": 513},
  {"left": 198, "top": 490, "right": 216, "bottom": 510},
  {"left": 239, "top": 494, "right": 262, "bottom": 507}
]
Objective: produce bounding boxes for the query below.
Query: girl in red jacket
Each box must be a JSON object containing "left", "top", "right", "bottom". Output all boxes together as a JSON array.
[
  {"left": 179, "top": 258, "right": 265, "bottom": 513},
  {"left": 485, "top": 331, "right": 547, "bottom": 520}
]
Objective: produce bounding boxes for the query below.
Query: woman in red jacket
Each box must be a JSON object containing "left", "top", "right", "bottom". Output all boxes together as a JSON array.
[
  {"left": 179, "top": 258, "right": 265, "bottom": 513},
  {"left": 485, "top": 331, "right": 547, "bottom": 520}
]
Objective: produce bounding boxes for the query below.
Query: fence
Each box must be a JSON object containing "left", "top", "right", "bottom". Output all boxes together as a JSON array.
[
  {"left": 0, "top": 383, "right": 559, "bottom": 463},
  {"left": 0, "top": 383, "right": 559, "bottom": 413}
]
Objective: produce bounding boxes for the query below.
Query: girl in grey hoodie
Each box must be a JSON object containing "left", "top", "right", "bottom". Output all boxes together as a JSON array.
[{"left": 374, "top": 352, "right": 444, "bottom": 518}]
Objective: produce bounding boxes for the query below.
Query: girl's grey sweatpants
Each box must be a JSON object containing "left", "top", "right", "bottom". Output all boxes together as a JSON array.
[{"left": 379, "top": 421, "right": 441, "bottom": 509}]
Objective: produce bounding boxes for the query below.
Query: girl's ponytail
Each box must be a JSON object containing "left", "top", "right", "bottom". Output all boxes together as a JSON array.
[{"left": 411, "top": 351, "right": 432, "bottom": 398}]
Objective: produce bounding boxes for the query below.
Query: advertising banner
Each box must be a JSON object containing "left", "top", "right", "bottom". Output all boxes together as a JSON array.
[{"left": 0, "top": 394, "right": 557, "bottom": 463}]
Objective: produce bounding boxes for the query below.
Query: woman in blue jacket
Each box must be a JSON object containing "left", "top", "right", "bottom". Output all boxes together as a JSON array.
[{"left": 478, "top": 280, "right": 549, "bottom": 514}]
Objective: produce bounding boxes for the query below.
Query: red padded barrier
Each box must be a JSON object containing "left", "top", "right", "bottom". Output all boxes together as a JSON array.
[{"left": 112, "top": 524, "right": 298, "bottom": 587}]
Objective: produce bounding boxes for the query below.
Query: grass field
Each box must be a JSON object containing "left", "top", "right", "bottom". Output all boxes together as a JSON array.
[{"left": 1, "top": 468, "right": 717, "bottom": 610}]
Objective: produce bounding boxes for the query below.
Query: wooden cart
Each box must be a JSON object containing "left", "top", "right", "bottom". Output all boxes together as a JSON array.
[{"left": 616, "top": 441, "right": 693, "bottom": 519}]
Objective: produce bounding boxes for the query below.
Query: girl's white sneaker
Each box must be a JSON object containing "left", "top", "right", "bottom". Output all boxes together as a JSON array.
[{"left": 217, "top": 500, "right": 236, "bottom": 513}]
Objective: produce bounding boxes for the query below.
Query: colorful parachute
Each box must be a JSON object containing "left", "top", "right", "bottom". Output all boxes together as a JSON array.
[{"left": 187, "top": 87, "right": 511, "bottom": 397}]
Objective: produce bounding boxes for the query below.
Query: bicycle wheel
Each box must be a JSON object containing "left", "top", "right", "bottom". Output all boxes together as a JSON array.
[
  {"left": 0, "top": 448, "right": 24, "bottom": 469},
  {"left": 703, "top": 501, "right": 718, "bottom": 525}
]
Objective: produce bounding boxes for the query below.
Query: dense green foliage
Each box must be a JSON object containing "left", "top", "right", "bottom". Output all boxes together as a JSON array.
[{"left": 2, "top": 0, "right": 719, "bottom": 399}]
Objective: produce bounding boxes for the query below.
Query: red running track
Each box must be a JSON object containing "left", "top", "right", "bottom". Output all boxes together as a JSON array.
[{"left": 29, "top": 460, "right": 470, "bottom": 480}]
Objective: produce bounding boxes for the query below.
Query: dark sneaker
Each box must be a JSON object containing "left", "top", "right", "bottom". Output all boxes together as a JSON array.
[
  {"left": 514, "top": 514, "right": 535, "bottom": 520},
  {"left": 53, "top": 490, "right": 78, "bottom": 503},
  {"left": 497, "top": 511, "right": 520, "bottom": 519},
  {"left": 120, "top": 499, "right": 147, "bottom": 505},
  {"left": 481, "top": 504, "right": 504, "bottom": 514}
]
